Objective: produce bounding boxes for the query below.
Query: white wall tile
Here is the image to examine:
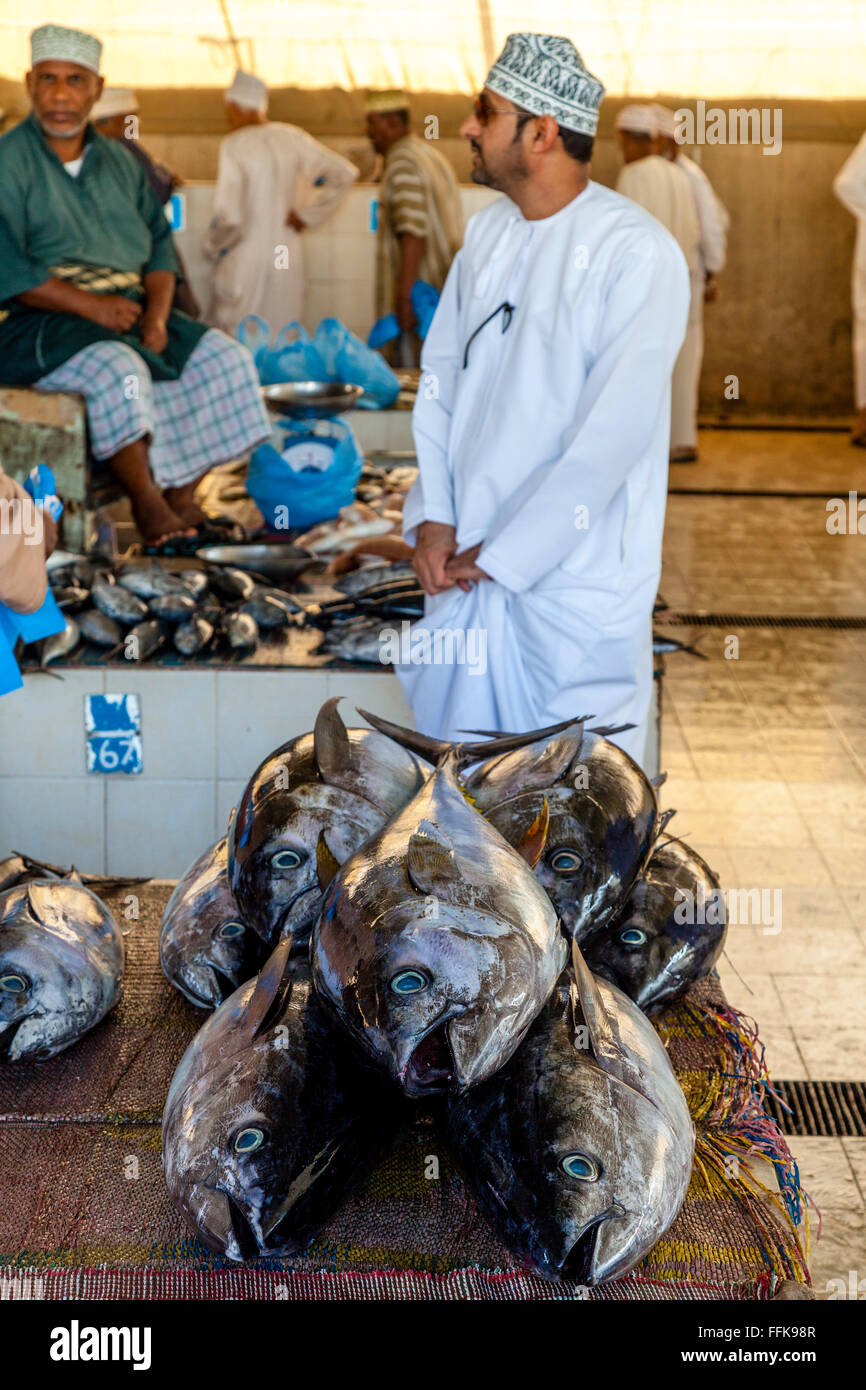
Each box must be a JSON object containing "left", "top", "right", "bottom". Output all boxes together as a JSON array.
[
  {"left": 102, "top": 670, "right": 216, "bottom": 781},
  {"left": 328, "top": 673, "right": 415, "bottom": 729},
  {"left": 0, "top": 670, "right": 105, "bottom": 778},
  {"left": 215, "top": 670, "right": 330, "bottom": 779},
  {"left": 106, "top": 778, "right": 214, "bottom": 878},
  {"left": 0, "top": 776, "right": 105, "bottom": 873}
]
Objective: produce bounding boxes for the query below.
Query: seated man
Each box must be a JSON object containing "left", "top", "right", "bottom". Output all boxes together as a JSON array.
[{"left": 0, "top": 24, "right": 271, "bottom": 550}]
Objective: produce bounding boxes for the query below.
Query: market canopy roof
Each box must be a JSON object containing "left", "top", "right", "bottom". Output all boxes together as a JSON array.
[{"left": 2, "top": 0, "right": 865, "bottom": 98}]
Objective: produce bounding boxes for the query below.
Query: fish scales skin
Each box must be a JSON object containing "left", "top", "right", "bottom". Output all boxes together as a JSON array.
[
  {"left": 0, "top": 879, "right": 124, "bottom": 1060},
  {"left": 312, "top": 752, "right": 567, "bottom": 1097},
  {"left": 584, "top": 838, "right": 726, "bottom": 1014},
  {"left": 163, "top": 952, "right": 403, "bottom": 1262},
  {"left": 445, "top": 956, "right": 693, "bottom": 1284}
]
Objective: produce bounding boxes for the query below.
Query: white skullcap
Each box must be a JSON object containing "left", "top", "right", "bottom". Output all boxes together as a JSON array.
[
  {"left": 651, "top": 103, "right": 677, "bottom": 139},
  {"left": 226, "top": 70, "right": 268, "bottom": 112},
  {"left": 615, "top": 104, "right": 658, "bottom": 137},
  {"left": 30, "top": 23, "right": 102, "bottom": 75},
  {"left": 485, "top": 33, "right": 605, "bottom": 136},
  {"left": 92, "top": 87, "right": 138, "bottom": 122}
]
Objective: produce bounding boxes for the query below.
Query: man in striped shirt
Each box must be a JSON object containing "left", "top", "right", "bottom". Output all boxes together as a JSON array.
[{"left": 366, "top": 90, "right": 463, "bottom": 366}]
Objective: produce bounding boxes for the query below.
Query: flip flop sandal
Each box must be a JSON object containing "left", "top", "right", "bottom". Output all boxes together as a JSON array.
[{"left": 194, "top": 515, "right": 247, "bottom": 546}]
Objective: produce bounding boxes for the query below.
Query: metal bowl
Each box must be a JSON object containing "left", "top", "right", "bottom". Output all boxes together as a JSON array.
[
  {"left": 196, "top": 543, "right": 319, "bottom": 581},
  {"left": 261, "top": 381, "right": 363, "bottom": 417}
]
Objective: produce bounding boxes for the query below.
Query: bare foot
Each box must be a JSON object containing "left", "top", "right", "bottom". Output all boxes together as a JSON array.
[
  {"left": 131, "top": 490, "right": 196, "bottom": 546},
  {"left": 163, "top": 483, "right": 208, "bottom": 527}
]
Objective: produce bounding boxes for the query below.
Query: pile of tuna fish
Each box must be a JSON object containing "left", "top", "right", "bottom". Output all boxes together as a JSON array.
[
  {"left": 159, "top": 699, "right": 727, "bottom": 1283},
  {"left": 32, "top": 556, "right": 307, "bottom": 666}
]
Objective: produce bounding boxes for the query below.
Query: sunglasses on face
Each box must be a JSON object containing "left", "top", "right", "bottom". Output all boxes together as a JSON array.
[{"left": 473, "top": 92, "right": 525, "bottom": 126}]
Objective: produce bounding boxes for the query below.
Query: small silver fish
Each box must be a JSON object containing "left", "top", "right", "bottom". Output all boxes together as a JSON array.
[
  {"left": 149, "top": 591, "right": 197, "bottom": 622},
  {"left": 78, "top": 608, "right": 122, "bottom": 647},
  {"left": 225, "top": 611, "right": 259, "bottom": 650},
  {"left": 174, "top": 616, "right": 215, "bottom": 657},
  {"left": 92, "top": 575, "right": 148, "bottom": 625},
  {"left": 39, "top": 617, "right": 79, "bottom": 666}
]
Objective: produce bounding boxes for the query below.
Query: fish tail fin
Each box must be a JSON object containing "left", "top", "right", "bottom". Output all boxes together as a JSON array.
[{"left": 357, "top": 709, "right": 595, "bottom": 765}]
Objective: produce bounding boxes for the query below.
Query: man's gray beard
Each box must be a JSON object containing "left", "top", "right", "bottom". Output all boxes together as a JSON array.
[{"left": 38, "top": 115, "right": 88, "bottom": 139}]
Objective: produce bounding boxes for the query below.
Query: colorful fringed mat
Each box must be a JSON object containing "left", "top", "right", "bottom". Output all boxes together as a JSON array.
[{"left": 0, "top": 883, "right": 811, "bottom": 1300}]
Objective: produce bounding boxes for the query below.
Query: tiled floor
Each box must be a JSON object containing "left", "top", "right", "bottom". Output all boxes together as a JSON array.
[{"left": 658, "top": 429, "right": 866, "bottom": 1297}]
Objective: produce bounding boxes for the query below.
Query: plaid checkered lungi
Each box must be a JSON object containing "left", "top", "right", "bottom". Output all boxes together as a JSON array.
[{"left": 33, "top": 329, "right": 270, "bottom": 488}]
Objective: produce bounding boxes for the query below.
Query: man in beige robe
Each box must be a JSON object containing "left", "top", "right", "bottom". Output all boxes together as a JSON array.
[
  {"left": 615, "top": 104, "right": 702, "bottom": 461},
  {"left": 366, "top": 90, "right": 464, "bottom": 366},
  {"left": 204, "top": 71, "right": 358, "bottom": 335}
]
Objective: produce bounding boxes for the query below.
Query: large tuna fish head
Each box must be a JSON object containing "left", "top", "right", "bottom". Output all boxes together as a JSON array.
[
  {"left": 0, "top": 879, "right": 124, "bottom": 1061},
  {"left": 479, "top": 729, "right": 659, "bottom": 944},
  {"left": 228, "top": 698, "right": 427, "bottom": 948},
  {"left": 446, "top": 941, "right": 693, "bottom": 1285},
  {"left": 159, "top": 838, "right": 264, "bottom": 1009},
  {"left": 585, "top": 839, "right": 726, "bottom": 1014},
  {"left": 163, "top": 938, "right": 399, "bottom": 1261},
  {"left": 313, "top": 754, "right": 567, "bottom": 1097}
]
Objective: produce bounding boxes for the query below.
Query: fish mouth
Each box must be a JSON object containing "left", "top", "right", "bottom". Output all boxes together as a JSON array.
[
  {"left": 0, "top": 1017, "right": 27, "bottom": 1062},
  {"left": 403, "top": 1022, "right": 456, "bottom": 1096},
  {"left": 558, "top": 1213, "right": 618, "bottom": 1284},
  {"left": 225, "top": 1194, "right": 261, "bottom": 1262}
]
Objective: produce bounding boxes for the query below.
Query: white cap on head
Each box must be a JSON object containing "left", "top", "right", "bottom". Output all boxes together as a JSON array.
[
  {"left": 614, "top": 103, "right": 658, "bottom": 137},
  {"left": 651, "top": 103, "right": 677, "bottom": 140},
  {"left": 30, "top": 23, "right": 102, "bottom": 75},
  {"left": 485, "top": 32, "right": 605, "bottom": 136},
  {"left": 226, "top": 69, "right": 268, "bottom": 113},
  {"left": 91, "top": 87, "right": 138, "bottom": 122}
]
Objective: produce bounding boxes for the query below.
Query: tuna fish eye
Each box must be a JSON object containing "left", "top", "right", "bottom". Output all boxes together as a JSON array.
[
  {"left": 0, "top": 973, "right": 29, "bottom": 994},
  {"left": 549, "top": 849, "right": 583, "bottom": 874},
  {"left": 233, "top": 1127, "right": 265, "bottom": 1154},
  {"left": 560, "top": 1152, "right": 599, "bottom": 1182},
  {"left": 389, "top": 969, "right": 429, "bottom": 996},
  {"left": 620, "top": 927, "right": 647, "bottom": 946},
  {"left": 217, "top": 921, "right": 246, "bottom": 939},
  {"left": 271, "top": 849, "right": 302, "bottom": 870}
]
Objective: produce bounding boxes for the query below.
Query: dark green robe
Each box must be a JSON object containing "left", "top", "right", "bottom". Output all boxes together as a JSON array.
[{"left": 0, "top": 113, "right": 207, "bottom": 386}]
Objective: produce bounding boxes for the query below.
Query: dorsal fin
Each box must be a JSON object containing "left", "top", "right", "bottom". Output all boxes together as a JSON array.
[
  {"left": 242, "top": 932, "right": 295, "bottom": 1040},
  {"left": 407, "top": 818, "right": 459, "bottom": 895},
  {"left": 313, "top": 696, "right": 352, "bottom": 784},
  {"left": 356, "top": 708, "right": 593, "bottom": 766},
  {"left": 316, "top": 828, "right": 341, "bottom": 891},
  {"left": 515, "top": 797, "right": 549, "bottom": 867},
  {"left": 569, "top": 936, "right": 623, "bottom": 1077}
]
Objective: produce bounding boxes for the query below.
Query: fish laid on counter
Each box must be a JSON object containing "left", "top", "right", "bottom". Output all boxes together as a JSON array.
[
  {"left": 228, "top": 697, "right": 428, "bottom": 948},
  {"left": 149, "top": 591, "right": 198, "bottom": 623},
  {"left": 321, "top": 616, "right": 388, "bottom": 664},
  {"left": 163, "top": 938, "right": 402, "bottom": 1261},
  {"left": 224, "top": 610, "right": 259, "bottom": 650},
  {"left": 332, "top": 562, "right": 417, "bottom": 598},
  {"left": 584, "top": 838, "right": 726, "bottom": 1015},
  {"left": 359, "top": 712, "right": 660, "bottom": 944},
  {"left": 39, "top": 616, "right": 79, "bottom": 666},
  {"left": 312, "top": 750, "right": 568, "bottom": 1096},
  {"left": 174, "top": 616, "right": 215, "bottom": 657},
  {"left": 77, "top": 608, "right": 123, "bottom": 647},
  {"left": 296, "top": 502, "right": 398, "bottom": 556},
  {"left": 91, "top": 574, "right": 149, "bottom": 625},
  {"left": 0, "top": 876, "right": 125, "bottom": 1060},
  {"left": 445, "top": 940, "right": 694, "bottom": 1283},
  {"left": 159, "top": 837, "right": 264, "bottom": 1009}
]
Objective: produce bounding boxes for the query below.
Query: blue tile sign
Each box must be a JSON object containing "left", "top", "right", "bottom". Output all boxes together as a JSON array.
[
  {"left": 85, "top": 693, "right": 142, "bottom": 775},
  {"left": 165, "top": 193, "right": 185, "bottom": 232}
]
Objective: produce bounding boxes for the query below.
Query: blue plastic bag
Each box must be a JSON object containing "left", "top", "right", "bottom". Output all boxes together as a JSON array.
[
  {"left": 247, "top": 415, "right": 364, "bottom": 531},
  {"left": 238, "top": 318, "right": 328, "bottom": 386},
  {"left": 312, "top": 319, "right": 400, "bottom": 409}
]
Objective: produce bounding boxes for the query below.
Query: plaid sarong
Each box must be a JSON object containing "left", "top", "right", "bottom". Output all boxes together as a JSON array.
[{"left": 33, "top": 329, "right": 270, "bottom": 488}]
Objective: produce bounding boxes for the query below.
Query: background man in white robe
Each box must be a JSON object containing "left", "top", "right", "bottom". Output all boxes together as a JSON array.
[
  {"left": 400, "top": 34, "right": 689, "bottom": 768},
  {"left": 204, "top": 70, "right": 358, "bottom": 335},
  {"left": 615, "top": 104, "right": 702, "bottom": 462},
  {"left": 834, "top": 129, "right": 866, "bottom": 446}
]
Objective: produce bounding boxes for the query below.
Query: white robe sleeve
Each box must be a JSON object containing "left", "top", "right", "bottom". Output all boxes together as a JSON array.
[
  {"left": 292, "top": 130, "right": 358, "bottom": 229},
  {"left": 203, "top": 140, "right": 245, "bottom": 261},
  {"left": 402, "top": 250, "right": 464, "bottom": 545},
  {"left": 834, "top": 131, "right": 866, "bottom": 220},
  {"left": 476, "top": 234, "right": 689, "bottom": 593},
  {"left": 686, "top": 163, "right": 729, "bottom": 274}
]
